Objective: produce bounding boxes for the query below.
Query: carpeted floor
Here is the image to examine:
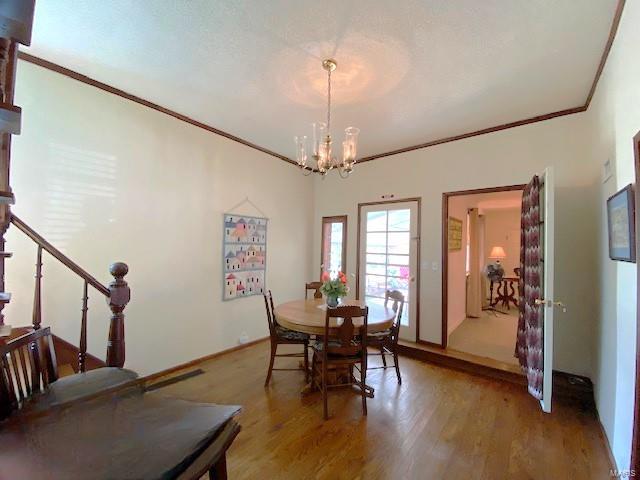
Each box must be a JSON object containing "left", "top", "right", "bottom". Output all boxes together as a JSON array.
[{"left": 448, "top": 309, "right": 519, "bottom": 365}]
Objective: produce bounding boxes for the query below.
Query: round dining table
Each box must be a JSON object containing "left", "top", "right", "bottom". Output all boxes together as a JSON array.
[{"left": 274, "top": 298, "right": 395, "bottom": 336}]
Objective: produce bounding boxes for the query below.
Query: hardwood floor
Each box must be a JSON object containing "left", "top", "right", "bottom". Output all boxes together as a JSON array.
[{"left": 149, "top": 340, "right": 612, "bottom": 479}]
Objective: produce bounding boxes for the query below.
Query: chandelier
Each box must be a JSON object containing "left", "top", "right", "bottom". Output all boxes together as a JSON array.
[{"left": 294, "top": 59, "right": 360, "bottom": 178}]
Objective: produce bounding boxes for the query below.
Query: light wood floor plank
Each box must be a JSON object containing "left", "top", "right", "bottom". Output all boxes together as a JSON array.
[{"left": 151, "top": 340, "right": 611, "bottom": 480}]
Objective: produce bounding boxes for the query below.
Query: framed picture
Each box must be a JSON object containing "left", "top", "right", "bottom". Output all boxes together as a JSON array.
[
  {"left": 448, "top": 217, "right": 463, "bottom": 251},
  {"left": 607, "top": 184, "right": 636, "bottom": 263}
]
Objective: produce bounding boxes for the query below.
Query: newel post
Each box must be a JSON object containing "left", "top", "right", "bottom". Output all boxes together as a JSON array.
[{"left": 106, "top": 262, "right": 130, "bottom": 368}]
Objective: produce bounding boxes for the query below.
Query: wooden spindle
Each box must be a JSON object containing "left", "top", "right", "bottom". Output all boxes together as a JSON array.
[
  {"left": 78, "top": 280, "right": 88, "bottom": 373},
  {"left": 31, "top": 245, "right": 42, "bottom": 330},
  {"left": 106, "top": 262, "right": 129, "bottom": 368}
]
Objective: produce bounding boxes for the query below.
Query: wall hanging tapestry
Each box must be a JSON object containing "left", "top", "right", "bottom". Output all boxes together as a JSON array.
[
  {"left": 223, "top": 214, "right": 267, "bottom": 300},
  {"left": 516, "top": 175, "right": 543, "bottom": 400}
]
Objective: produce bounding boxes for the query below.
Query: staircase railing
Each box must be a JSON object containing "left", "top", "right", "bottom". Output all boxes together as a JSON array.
[{"left": 10, "top": 214, "right": 130, "bottom": 372}]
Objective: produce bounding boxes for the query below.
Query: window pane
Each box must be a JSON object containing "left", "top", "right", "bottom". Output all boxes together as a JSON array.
[
  {"left": 388, "top": 209, "right": 410, "bottom": 231},
  {"left": 387, "top": 232, "right": 410, "bottom": 254},
  {"left": 367, "top": 254, "right": 386, "bottom": 264},
  {"left": 322, "top": 218, "right": 346, "bottom": 277},
  {"left": 387, "top": 277, "right": 409, "bottom": 300},
  {"left": 387, "top": 265, "right": 410, "bottom": 279},
  {"left": 399, "top": 301, "right": 409, "bottom": 326},
  {"left": 388, "top": 255, "right": 409, "bottom": 266},
  {"left": 366, "top": 211, "right": 387, "bottom": 231},
  {"left": 365, "top": 275, "right": 386, "bottom": 298},
  {"left": 366, "top": 232, "right": 386, "bottom": 253},
  {"left": 366, "top": 263, "right": 386, "bottom": 275}
]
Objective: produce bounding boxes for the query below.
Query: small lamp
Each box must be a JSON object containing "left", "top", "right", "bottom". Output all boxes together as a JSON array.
[{"left": 489, "top": 246, "right": 507, "bottom": 264}]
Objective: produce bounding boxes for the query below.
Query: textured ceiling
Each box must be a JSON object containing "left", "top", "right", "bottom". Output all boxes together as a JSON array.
[{"left": 25, "top": 0, "right": 618, "bottom": 160}]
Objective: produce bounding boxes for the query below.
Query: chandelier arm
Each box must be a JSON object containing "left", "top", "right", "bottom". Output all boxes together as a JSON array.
[
  {"left": 337, "top": 166, "right": 351, "bottom": 179},
  {"left": 301, "top": 166, "right": 314, "bottom": 176}
]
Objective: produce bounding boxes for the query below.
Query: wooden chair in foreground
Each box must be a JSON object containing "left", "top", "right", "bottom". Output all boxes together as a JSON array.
[
  {"left": 366, "top": 290, "right": 404, "bottom": 384},
  {"left": 305, "top": 281, "right": 323, "bottom": 299},
  {"left": 311, "top": 305, "right": 369, "bottom": 420},
  {"left": 264, "top": 291, "right": 310, "bottom": 386}
]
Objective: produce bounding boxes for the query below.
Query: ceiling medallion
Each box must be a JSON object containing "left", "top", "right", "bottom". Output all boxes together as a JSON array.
[{"left": 294, "top": 59, "right": 360, "bottom": 178}]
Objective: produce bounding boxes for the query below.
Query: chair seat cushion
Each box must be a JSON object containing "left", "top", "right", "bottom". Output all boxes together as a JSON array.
[
  {"left": 24, "top": 367, "right": 139, "bottom": 413},
  {"left": 367, "top": 329, "right": 392, "bottom": 338},
  {"left": 275, "top": 325, "right": 309, "bottom": 342},
  {"left": 312, "top": 340, "right": 362, "bottom": 359}
]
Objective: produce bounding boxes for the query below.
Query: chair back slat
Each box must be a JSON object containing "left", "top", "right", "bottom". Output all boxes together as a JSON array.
[
  {"left": 0, "top": 327, "right": 59, "bottom": 419},
  {"left": 305, "top": 282, "right": 323, "bottom": 300},
  {"left": 324, "top": 305, "right": 368, "bottom": 357},
  {"left": 263, "top": 291, "right": 277, "bottom": 338},
  {"left": 384, "top": 290, "right": 405, "bottom": 341}
]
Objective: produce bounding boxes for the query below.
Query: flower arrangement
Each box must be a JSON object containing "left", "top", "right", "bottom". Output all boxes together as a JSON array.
[{"left": 320, "top": 271, "right": 348, "bottom": 307}]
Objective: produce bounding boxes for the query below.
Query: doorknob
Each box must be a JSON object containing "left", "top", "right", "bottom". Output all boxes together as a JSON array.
[{"left": 534, "top": 298, "right": 567, "bottom": 313}]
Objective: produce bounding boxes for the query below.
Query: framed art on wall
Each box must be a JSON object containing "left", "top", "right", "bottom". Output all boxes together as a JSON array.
[
  {"left": 223, "top": 214, "right": 268, "bottom": 300},
  {"left": 607, "top": 184, "right": 636, "bottom": 263},
  {"left": 448, "top": 217, "right": 463, "bottom": 251}
]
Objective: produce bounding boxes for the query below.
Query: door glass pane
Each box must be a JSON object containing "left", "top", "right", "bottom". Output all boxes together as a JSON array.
[
  {"left": 388, "top": 254, "right": 409, "bottom": 265},
  {"left": 366, "top": 232, "right": 386, "bottom": 253},
  {"left": 387, "top": 232, "right": 410, "bottom": 254},
  {"left": 387, "top": 265, "right": 410, "bottom": 279},
  {"left": 367, "top": 211, "right": 387, "bottom": 231},
  {"left": 388, "top": 209, "right": 410, "bottom": 231},
  {"left": 366, "top": 263, "right": 386, "bottom": 275},
  {"left": 399, "top": 302, "right": 409, "bottom": 326},
  {"left": 387, "top": 277, "right": 409, "bottom": 300},
  {"left": 367, "top": 254, "right": 386, "bottom": 264},
  {"left": 365, "top": 275, "right": 386, "bottom": 298}
]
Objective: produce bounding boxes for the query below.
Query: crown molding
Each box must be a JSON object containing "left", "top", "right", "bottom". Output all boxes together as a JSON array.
[{"left": 18, "top": 0, "right": 625, "bottom": 167}]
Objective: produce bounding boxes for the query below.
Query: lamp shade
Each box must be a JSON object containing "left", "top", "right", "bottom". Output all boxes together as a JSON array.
[{"left": 489, "top": 246, "right": 507, "bottom": 259}]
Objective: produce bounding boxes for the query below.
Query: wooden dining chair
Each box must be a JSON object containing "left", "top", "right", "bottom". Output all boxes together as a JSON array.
[
  {"left": 305, "top": 281, "right": 323, "bottom": 300},
  {"left": 264, "top": 291, "right": 310, "bottom": 387},
  {"left": 366, "top": 290, "right": 404, "bottom": 384},
  {"left": 311, "top": 304, "right": 369, "bottom": 420}
]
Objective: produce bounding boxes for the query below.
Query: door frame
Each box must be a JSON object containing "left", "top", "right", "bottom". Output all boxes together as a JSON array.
[
  {"left": 356, "top": 197, "right": 421, "bottom": 343},
  {"left": 631, "top": 130, "right": 640, "bottom": 473},
  {"left": 441, "top": 184, "right": 526, "bottom": 348},
  {"left": 320, "top": 215, "right": 348, "bottom": 278}
]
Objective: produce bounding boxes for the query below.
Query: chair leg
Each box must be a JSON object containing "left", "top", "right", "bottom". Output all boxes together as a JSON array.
[
  {"left": 265, "top": 342, "right": 277, "bottom": 386},
  {"left": 393, "top": 350, "right": 402, "bottom": 385},
  {"left": 361, "top": 360, "right": 367, "bottom": 416},
  {"left": 304, "top": 341, "right": 309, "bottom": 383},
  {"left": 380, "top": 344, "right": 387, "bottom": 367},
  {"left": 322, "top": 359, "right": 329, "bottom": 420},
  {"left": 209, "top": 453, "right": 227, "bottom": 480}
]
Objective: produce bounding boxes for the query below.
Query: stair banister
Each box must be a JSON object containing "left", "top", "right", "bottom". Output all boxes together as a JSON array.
[{"left": 10, "top": 214, "right": 130, "bottom": 369}]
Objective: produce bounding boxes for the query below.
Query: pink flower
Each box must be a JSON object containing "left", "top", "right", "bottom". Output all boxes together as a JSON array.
[{"left": 321, "top": 271, "right": 331, "bottom": 282}]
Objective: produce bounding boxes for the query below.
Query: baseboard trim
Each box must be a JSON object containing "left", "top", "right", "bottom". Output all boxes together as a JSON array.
[
  {"left": 397, "top": 343, "right": 594, "bottom": 405},
  {"left": 143, "top": 336, "right": 269, "bottom": 384},
  {"left": 596, "top": 407, "right": 619, "bottom": 475},
  {"left": 52, "top": 334, "right": 106, "bottom": 372}
]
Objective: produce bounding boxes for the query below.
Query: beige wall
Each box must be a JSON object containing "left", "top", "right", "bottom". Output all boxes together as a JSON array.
[
  {"left": 586, "top": 0, "right": 640, "bottom": 471},
  {"left": 7, "top": 61, "right": 314, "bottom": 376},
  {"left": 313, "top": 112, "right": 598, "bottom": 378},
  {"left": 483, "top": 208, "right": 521, "bottom": 276},
  {"left": 447, "top": 196, "right": 468, "bottom": 335}
]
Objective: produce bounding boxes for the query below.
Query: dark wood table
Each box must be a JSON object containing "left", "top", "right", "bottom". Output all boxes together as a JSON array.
[
  {"left": 490, "top": 276, "right": 519, "bottom": 310},
  {"left": 0, "top": 389, "right": 241, "bottom": 479}
]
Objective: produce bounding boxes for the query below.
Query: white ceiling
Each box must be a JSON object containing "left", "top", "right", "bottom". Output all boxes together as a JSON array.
[{"left": 25, "top": 0, "right": 618, "bottom": 160}]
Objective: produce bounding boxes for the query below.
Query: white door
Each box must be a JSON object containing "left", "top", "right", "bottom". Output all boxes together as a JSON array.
[
  {"left": 538, "top": 167, "right": 563, "bottom": 413},
  {"left": 359, "top": 201, "right": 419, "bottom": 340}
]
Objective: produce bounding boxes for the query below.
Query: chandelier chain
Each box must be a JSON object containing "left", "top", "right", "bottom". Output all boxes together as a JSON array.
[{"left": 327, "top": 68, "right": 331, "bottom": 132}]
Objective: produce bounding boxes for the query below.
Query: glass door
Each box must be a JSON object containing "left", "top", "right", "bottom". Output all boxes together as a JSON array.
[{"left": 359, "top": 201, "right": 419, "bottom": 340}]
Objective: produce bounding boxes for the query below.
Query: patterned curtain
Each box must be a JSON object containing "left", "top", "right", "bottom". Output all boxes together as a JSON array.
[{"left": 516, "top": 176, "right": 543, "bottom": 400}]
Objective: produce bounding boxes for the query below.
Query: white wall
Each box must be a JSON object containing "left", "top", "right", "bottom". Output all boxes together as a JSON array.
[
  {"left": 7, "top": 61, "right": 314, "bottom": 376},
  {"left": 586, "top": 0, "right": 640, "bottom": 471},
  {"left": 313, "top": 112, "right": 599, "bottom": 378}
]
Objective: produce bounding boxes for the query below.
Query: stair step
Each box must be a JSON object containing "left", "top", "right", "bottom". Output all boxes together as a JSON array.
[
  {"left": 0, "top": 103, "right": 21, "bottom": 135},
  {"left": 58, "top": 364, "right": 76, "bottom": 378},
  {"left": 0, "top": 293, "right": 11, "bottom": 303},
  {"left": 0, "top": 191, "right": 14, "bottom": 205}
]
